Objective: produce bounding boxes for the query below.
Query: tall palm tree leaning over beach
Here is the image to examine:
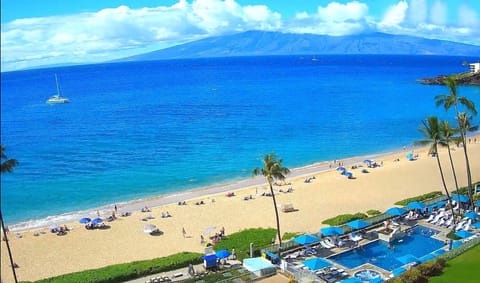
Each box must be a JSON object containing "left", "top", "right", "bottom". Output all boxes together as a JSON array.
[
  {"left": 253, "top": 153, "right": 290, "bottom": 248},
  {"left": 1, "top": 145, "right": 19, "bottom": 283},
  {"left": 435, "top": 75, "right": 477, "bottom": 208},
  {"left": 415, "top": 117, "right": 456, "bottom": 225},
  {"left": 439, "top": 121, "right": 460, "bottom": 200}
]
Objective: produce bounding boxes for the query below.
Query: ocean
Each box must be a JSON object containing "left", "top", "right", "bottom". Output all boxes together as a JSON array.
[{"left": 1, "top": 55, "right": 479, "bottom": 228}]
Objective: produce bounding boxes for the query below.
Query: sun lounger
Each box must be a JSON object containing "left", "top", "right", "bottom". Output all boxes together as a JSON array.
[{"left": 425, "top": 214, "right": 435, "bottom": 222}]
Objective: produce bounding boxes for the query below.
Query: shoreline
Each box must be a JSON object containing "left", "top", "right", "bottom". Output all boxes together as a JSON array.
[{"left": 7, "top": 144, "right": 420, "bottom": 232}]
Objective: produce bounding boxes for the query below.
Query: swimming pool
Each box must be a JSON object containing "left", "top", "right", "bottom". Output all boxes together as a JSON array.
[{"left": 328, "top": 226, "right": 445, "bottom": 271}]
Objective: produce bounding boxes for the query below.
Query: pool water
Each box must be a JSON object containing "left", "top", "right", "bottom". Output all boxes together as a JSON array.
[{"left": 329, "top": 226, "right": 445, "bottom": 271}]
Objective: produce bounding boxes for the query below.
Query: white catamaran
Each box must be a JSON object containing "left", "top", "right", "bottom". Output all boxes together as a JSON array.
[{"left": 46, "top": 74, "right": 70, "bottom": 104}]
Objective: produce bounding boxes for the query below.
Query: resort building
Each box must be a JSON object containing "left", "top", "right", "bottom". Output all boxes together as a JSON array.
[{"left": 469, "top": 62, "right": 480, "bottom": 73}]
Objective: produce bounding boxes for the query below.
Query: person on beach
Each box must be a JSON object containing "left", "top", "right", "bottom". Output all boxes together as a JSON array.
[
  {"left": 182, "top": 227, "right": 186, "bottom": 238},
  {"left": 97, "top": 210, "right": 100, "bottom": 217},
  {"left": 114, "top": 204, "right": 118, "bottom": 213}
]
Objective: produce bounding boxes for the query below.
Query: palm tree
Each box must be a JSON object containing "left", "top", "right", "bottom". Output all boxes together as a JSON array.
[
  {"left": 415, "top": 117, "right": 456, "bottom": 224},
  {"left": 253, "top": 153, "right": 290, "bottom": 247},
  {"left": 438, "top": 121, "right": 460, "bottom": 193},
  {"left": 435, "top": 75, "right": 477, "bottom": 208},
  {"left": 1, "top": 145, "right": 19, "bottom": 283}
]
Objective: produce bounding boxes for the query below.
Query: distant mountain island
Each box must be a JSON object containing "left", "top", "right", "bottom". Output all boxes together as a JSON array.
[{"left": 117, "top": 31, "right": 480, "bottom": 62}]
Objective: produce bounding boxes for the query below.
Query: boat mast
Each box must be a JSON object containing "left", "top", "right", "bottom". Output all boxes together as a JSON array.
[{"left": 55, "top": 74, "right": 60, "bottom": 96}]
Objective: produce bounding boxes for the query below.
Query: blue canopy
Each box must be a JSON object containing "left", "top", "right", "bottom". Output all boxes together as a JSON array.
[
  {"left": 472, "top": 222, "right": 480, "bottom": 229},
  {"left": 451, "top": 194, "right": 470, "bottom": 203},
  {"left": 406, "top": 153, "right": 414, "bottom": 160},
  {"left": 293, "top": 234, "right": 320, "bottom": 245},
  {"left": 346, "top": 219, "right": 370, "bottom": 230},
  {"left": 406, "top": 201, "right": 426, "bottom": 210},
  {"left": 345, "top": 172, "right": 353, "bottom": 178},
  {"left": 463, "top": 211, "right": 479, "bottom": 220},
  {"left": 385, "top": 207, "right": 407, "bottom": 216},
  {"left": 455, "top": 230, "right": 474, "bottom": 239},
  {"left": 476, "top": 200, "right": 480, "bottom": 207},
  {"left": 363, "top": 159, "right": 374, "bottom": 164},
  {"left": 79, "top": 217, "right": 91, "bottom": 224},
  {"left": 92, "top": 217, "right": 103, "bottom": 225},
  {"left": 302, "top": 257, "right": 332, "bottom": 271},
  {"left": 320, "top": 226, "right": 345, "bottom": 236},
  {"left": 336, "top": 166, "right": 346, "bottom": 172},
  {"left": 215, "top": 249, "right": 231, "bottom": 259},
  {"left": 396, "top": 254, "right": 419, "bottom": 264}
]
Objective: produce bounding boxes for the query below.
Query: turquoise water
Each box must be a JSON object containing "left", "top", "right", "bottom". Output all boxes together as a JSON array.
[
  {"left": 1, "top": 55, "right": 480, "bottom": 226},
  {"left": 328, "top": 226, "right": 445, "bottom": 271}
]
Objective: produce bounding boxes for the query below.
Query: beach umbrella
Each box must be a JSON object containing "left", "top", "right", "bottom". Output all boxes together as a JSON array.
[
  {"left": 79, "top": 217, "right": 91, "bottom": 224},
  {"left": 293, "top": 234, "right": 320, "bottom": 245},
  {"left": 144, "top": 224, "right": 157, "bottom": 233},
  {"left": 344, "top": 172, "right": 353, "bottom": 178},
  {"left": 346, "top": 219, "right": 370, "bottom": 230},
  {"left": 455, "top": 230, "right": 474, "bottom": 239},
  {"left": 476, "top": 201, "right": 480, "bottom": 207},
  {"left": 406, "top": 153, "right": 414, "bottom": 160},
  {"left": 92, "top": 217, "right": 103, "bottom": 225},
  {"left": 451, "top": 194, "right": 469, "bottom": 203},
  {"left": 302, "top": 257, "right": 332, "bottom": 271},
  {"left": 320, "top": 226, "right": 344, "bottom": 236},
  {"left": 464, "top": 211, "right": 479, "bottom": 220},
  {"left": 340, "top": 277, "right": 362, "bottom": 283},
  {"left": 215, "top": 249, "right": 231, "bottom": 259},
  {"left": 471, "top": 222, "right": 480, "bottom": 229},
  {"left": 406, "top": 201, "right": 426, "bottom": 210},
  {"left": 336, "top": 166, "right": 346, "bottom": 172},
  {"left": 363, "top": 159, "right": 374, "bottom": 164},
  {"left": 396, "top": 254, "right": 419, "bottom": 265},
  {"left": 385, "top": 207, "right": 407, "bottom": 216}
]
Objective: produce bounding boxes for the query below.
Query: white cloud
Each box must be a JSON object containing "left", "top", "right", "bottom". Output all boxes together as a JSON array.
[
  {"left": 407, "top": 0, "right": 427, "bottom": 24},
  {"left": 458, "top": 3, "right": 479, "bottom": 28},
  {"left": 379, "top": 1, "right": 408, "bottom": 27},
  {"left": 316, "top": 1, "right": 368, "bottom": 22},
  {"left": 430, "top": 0, "right": 447, "bottom": 26}
]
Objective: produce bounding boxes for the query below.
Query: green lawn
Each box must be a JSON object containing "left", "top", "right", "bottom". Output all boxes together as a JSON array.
[{"left": 428, "top": 244, "right": 480, "bottom": 283}]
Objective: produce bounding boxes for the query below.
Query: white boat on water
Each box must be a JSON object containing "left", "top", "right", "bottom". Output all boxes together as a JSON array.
[{"left": 46, "top": 74, "right": 69, "bottom": 104}]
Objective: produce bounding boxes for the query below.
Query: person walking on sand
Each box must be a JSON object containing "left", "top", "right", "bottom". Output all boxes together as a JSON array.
[{"left": 182, "top": 227, "right": 186, "bottom": 238}]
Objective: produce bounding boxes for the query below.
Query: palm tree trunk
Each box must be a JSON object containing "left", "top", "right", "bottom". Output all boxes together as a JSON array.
[
  {"left": 455, "top": 107, "right": 474, "bottom": 208},
  {"left": 435, "top": 151, "right": 456, "bottom": 225},
  {"left": 269, "top": 182, "right": 282, "bottom": 248},
  {"left": 0, "top": 210, "right": 18, "bottom": 283},
  {"left": 446, "top": 144, "right": 461, "bottom": 216}
]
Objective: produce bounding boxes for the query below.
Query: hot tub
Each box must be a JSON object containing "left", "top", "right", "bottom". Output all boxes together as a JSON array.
[{"left": 354, "top": 269, "right": 381, "bottom": 282}]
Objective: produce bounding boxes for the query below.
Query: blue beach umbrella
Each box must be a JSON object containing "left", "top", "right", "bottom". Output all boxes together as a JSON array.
[
  {"left": 293, "top": 234, "right": 320, "bottom": 245},
  {"left": 396, "top": 254, "right": 419, "bottom": 265},
  {"left": 344, "top": 172, "right": 353, "bottom": 178},
  {"left": 476, "top": 201, "right": 480, "bottom": 207},
  {"left": 385, "top": 207, "right": 407, "bottom": 216},
  {"left": 455, "top": 230, "right": 474, "bottom": 239},
  {"left": 406, "top": 153, "right": 414, "bottom": 160},
  {"left": 472, "top": 222, "right": 480, "bottom": 229},
  {"left": 79, "top": 217, "right": 91, "bottom": 224},
  {"left": 320, "top": 226, "right": 345, "bottom": 236},
  {"left": 336, "top": 166, "right": 346, "bottom": 172},
  {"left": 215, "top": 249, "right": 231, "bottom": 259},
  {"left": 92, "top": 217, "right": 103, "bottom": 225},
  {"left": 346, "top": 219, "right": 370, "bottom": 230},
  {"left": 451, "top": 194, "right": 469, "bottom": 203},
  {"left": 406, "top": 201, "right": 426, "bottom": 210},
  {"left": 302, "top": 257, "right": 332, "bottom": 271},
  {"left": 464, "top": 211, "right": 479, "bottom": 220}
]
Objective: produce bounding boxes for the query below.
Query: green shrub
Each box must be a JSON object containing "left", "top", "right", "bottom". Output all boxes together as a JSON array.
[
  {"left": 33, "top": 252, "right": 203, "bottom": 283},
  {"left": 395, "top": 191, "right": 443, "bottom": 206},
  {"left": 213, "top": 228, "right": 276, "bottom": 261},
  {"left": 398, "top": 267, "right": 427, "bottom": 283},
  {"left": 282, "top": 232, "right": 300, "bottom": 241},
  {"left": 366, "top": 209, "right": 381, "bottom": 216},
  {"left": 322, "top": 213, "right": 367, "bottom": 226}
]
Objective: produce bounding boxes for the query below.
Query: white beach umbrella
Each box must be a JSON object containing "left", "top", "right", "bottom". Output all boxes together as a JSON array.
[{"left": 144, "top": 224, "right": 157, "bottom": 234}]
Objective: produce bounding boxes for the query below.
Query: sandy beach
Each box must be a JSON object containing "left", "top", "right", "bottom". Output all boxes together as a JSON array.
[{"left": 2, "top": 137, "right": 480, "bottom": 282}]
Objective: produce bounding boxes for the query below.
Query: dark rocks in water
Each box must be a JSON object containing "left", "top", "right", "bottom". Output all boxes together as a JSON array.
[{"left": 419, "top": 73, "right": 480, "bottom": 85}]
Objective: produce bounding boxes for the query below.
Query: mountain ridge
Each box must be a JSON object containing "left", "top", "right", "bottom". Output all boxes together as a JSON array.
[{"left": 117, "top": 31, "right": 480, "bottom": 62}]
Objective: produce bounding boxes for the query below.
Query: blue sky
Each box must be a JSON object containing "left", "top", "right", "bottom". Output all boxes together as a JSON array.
[{"left": 1, "top": 0, "right": 479, "bottom": 71}]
